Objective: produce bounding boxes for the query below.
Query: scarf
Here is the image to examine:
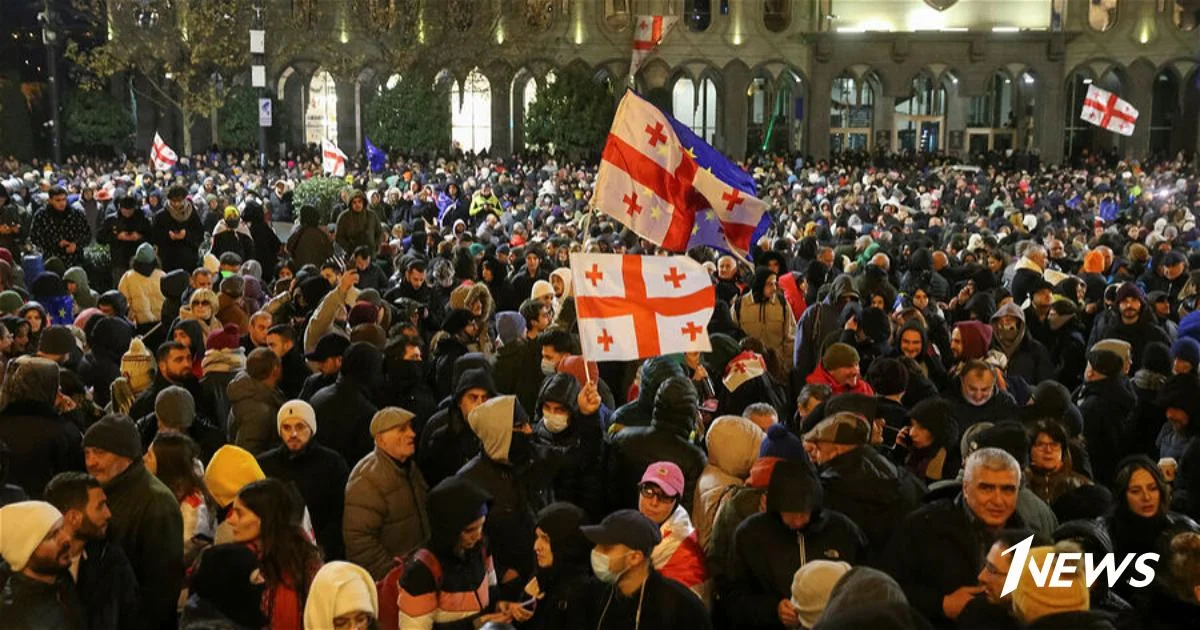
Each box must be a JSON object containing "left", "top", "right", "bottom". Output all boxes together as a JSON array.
[{"left": 168, "top": 199, "right": 193, "bottom": 223}]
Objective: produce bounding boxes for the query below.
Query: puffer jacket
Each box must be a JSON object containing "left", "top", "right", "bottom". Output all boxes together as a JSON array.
[
  {"left": 531, "top": 374, "right": 605, "bottom": 520},
  {"left": 818, "top": 445, "right": 926, "bottom": 558},
  {"left": 225, "top": 371, "right": 285, "bottom": 455},
  {"left": 286, "top": 205, "right": 334, "bottom": 268},
  {"left": 343, "top": 445, "right": 431, "bottom": 579},
  {"left": 608, "top": 376, "right": 707, "bottom": 512},
  {"left": 607, "top": 356, "right": 685, "bottom": 433},
  {"left": 693, "top": 415, "right": 764, "bottom": 549},
  {"left": 118, "top": 263, "right": 166, "bottom": 325},
  {"left": 731, "top": 267, "right": 796, "bottom": 369}
]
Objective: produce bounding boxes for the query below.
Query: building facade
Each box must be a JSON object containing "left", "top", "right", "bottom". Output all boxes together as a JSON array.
[{"left": 137, "top": 0, "right": 1200, "bottom": 164}]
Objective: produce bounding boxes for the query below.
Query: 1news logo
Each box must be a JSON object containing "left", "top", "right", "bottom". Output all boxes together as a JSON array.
[{"left": 999, "top": 535, "right": 1159, "bottom": 597}]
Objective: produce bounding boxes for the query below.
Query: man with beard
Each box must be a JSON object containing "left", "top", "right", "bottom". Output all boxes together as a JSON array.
[
  {"left": 152, "top": 185, "right": 203, "bottom": 274},
  {"left": 0, "top": 500, "right": 83, "bottom": 629},
  {"left": 44, "top": 472, "right": 139, "bottom": 630},
  {"left": 128, "top": 341, "right": 215, "bottom": 424},
  {"left": 1097, "top": 282, "right": 1171, "bottom": 372},
  {"left": 946, "top": 360, "right": 1019, "bottom": 433}
]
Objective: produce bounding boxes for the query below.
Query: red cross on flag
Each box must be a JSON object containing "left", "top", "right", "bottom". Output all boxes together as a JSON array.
[
  {"left": 1080, "top": 84, "right": 1138, "bottom": 137},
  {"left": 151, "top": 133, "right": 177, "bottom": 172},
  {"left": 322, "top": 139, "right": 348, "bottom": 176},
  {"left": 722, "top": 350, "right": 767, "bottom": 393},
  {"left": 630, "top": 16, "right": 678, "bottom": 78},
  {"left": 571, "top": 252, "right": 715, "bottom": 362}
]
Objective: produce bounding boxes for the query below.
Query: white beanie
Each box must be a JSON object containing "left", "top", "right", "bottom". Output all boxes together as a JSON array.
[
  {"left": 303, "top": 561, "right": 378, "bottom": 629},
  {"left": 277, "top": 400, "right": 317, "bottom": 436},
  {"left": 0, "top": 501, "right": 63, "bottom": 571},
  {"left": 790, "top": 560, "right": 852, "bottom": 628}
]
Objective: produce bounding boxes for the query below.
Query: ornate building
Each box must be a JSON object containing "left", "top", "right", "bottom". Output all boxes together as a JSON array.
[{"left": 137, "top": 0, "right": 1200, "bottom": 164}]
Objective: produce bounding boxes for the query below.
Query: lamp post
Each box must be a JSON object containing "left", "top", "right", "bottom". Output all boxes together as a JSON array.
[
  {"left": 252, "top": 0, "right": 267, "bottom": 170},
  {"left": 39, "top": 0, "right": 62, "bottom": 164}
]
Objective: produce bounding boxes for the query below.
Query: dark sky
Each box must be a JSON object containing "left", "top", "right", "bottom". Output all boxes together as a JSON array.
[{"left": 0, "top": 0, "right": 100, "bottom": 82}]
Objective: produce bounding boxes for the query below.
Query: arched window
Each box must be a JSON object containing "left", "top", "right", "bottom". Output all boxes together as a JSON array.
[
  {"left": 452, "top": 69, "right": 492, "bottom": 153},
  {"left": 830, "top": 73, "right": 874, "bottom": 152},
  {"left": 686, "top": 0, "right": 712, "bottom": 32},
  {"left": 1089, "top": 0, "right": 1118, "bottom": 31},
  {"left": 968, "top": 72, "right": 1015, "bottom": 128},
  {"left": 1064, "top": 70, "right": 1099, "bottom": 158},
  {"left": 672, "top": 76, "right": 718, "bottom": 144},
  {"left": 1150, "top": 70, "right": 1180, "bottom": 156},
  {"left": 763, "top": 0, "right": 790, "bottom": 33},
  {"left": 895, "top": 74, "right": 946, "bottom": 152},
  {"left": 895, "top": 74, "right": 945, "bottom": 117},
  {"left": 306, "top": 70, "right": 338, "bottom": 145},
  {"left": 605, "top": 0, "right": 631, "bottom": 30},
  {"left": 1175, "top": 1, "right": 1199, "bottom": 30}
]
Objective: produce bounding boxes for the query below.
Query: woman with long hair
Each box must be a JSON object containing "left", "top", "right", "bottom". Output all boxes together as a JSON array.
[
  {"left": 145, "top": 432, "right": 215, "bottom": 567},
  {"left": 228, "top": 478, "right": 323, "bottom": 629},
  {"left": 1, "top": 316, "right": 30, "bottom": 358}
]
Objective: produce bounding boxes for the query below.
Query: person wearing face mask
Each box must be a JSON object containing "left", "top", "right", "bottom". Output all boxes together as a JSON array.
[
  {"left": 459, "top": 395, "right": 548, "bottom": 597},
  {"left": 989, "top": 302, "right": 1054, "bottom": 388},
  {"left": 581, "top": 509, "right": 713, "bottom": 630},
  {"left": 210, "top": 206, "right": 256, "bottom": 262},
  {"left": 531, "top": 373, "right": 604, "bottom": 519}
]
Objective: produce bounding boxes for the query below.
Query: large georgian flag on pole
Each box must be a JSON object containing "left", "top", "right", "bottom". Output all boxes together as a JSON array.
[
  {"left": 151, "top": 133, "right": 177, "bottom": 172},
  {"left": 630, "top": 15, "right": 677, "bottom": 78},
  {"left": 1080, "top": 85, "right": 1138, "bottom": 137},
  {"left": 594, "top": 90, "right": 771, "bottom": 260},
  {"left": 571, "top": 252, "right": 715, "bottom": 362},
  {"left": 322, "top": 139, "right": 348, "bottom": 176}
]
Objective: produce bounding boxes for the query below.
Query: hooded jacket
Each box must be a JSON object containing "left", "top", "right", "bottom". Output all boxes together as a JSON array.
[
  {"left": 608, "top": 356, "right": 685, "bottom": 433},
  {"left": 335, "top": 201, "right": 385, "bottom": 256},
  {"left": 693, "top": 415, "right": 764, "bottom": 549},
  {"left": 311, "top": 343, "right": 382, "bottom": 466},
  {"left": 78, "top": 316, "right": 135, "bottom": 408},
  {"left": 608, "top": 376, "right": 707, "bottom": 512},
  {"left": 732, "top": 268, "right": 796, "bottom": 367},
  {"left": 795, "top": 274, "right": 859, "bottom": 383},
  {"left": 417, "top": 363, "right": 493, "bottom": 488},
  {"left": 819, "top": 443, "right": 927, "bottom": 559},
  {"left": 118, "top": 263, "right": 166, "bottom": 325},
  {"left": 723, "top": 460, "right": 867, "bottom": 630},
  {"left": 64, "top": 266, "right": 98, "bottom": 309},
  {"left": 226, "top": 371, "right": 285, "bottom": 455},
  {"left": 241, "top": 202, "right": 280, "bottom": 282},
  {"left": 286, "top": 206, "right": 334, "bottom": 269},
  {"left": 531, "top": 374, "right": 605, "bottom": 520},
  {"left": 0, "top": 357, "right": 80, "bottom": 499},
  {"left": 990, "top": 302, "right": 1054, "bottom": 385},
  {"left": 1095, "top": 294, "right": 1172, "bottom": 372},
  {"left": 152, "top": 203, "right": 204, "bottom": 273},
  {"left": 302, "top": 562, "right": 377, "bottom": 630},
  {"left": 159, "top": 269, "right": 190, "bottom": 328}
]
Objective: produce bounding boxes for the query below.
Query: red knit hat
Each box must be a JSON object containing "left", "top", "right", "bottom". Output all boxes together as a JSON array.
[
  {"left": 348, "top": 302, "right": 380, "bottom": 327},
  {"left": 206, "top": 323, "right": 241, "bottom": 351}
]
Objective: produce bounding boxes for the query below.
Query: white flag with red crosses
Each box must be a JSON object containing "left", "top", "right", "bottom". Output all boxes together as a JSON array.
[
  {"left": 1080, "top": 84, "right": 1138, "bottom": 137},
  {"left": 570, "top": 252, "right": 714, "bottom": 362},
  {"left": 151, "top": 133, "right": 177, "bottom": 172},
  {"left": 630, "top": 15, "right": 677, "bottom": 78}
]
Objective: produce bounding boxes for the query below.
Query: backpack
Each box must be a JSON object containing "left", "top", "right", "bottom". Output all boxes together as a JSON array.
[{"left": 376, "top": 549, "right": 442, "bottom": 630}]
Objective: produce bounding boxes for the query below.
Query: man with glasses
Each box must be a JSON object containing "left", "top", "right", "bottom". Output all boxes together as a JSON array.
[
  {"left": 636, "top": 461, "right": 710, "bottom": 605},
  {"left": 957, "top": 528, "right": 1046, "bottom": 629},
  {"left": 152, "top": 185, "right": 203, "bottom": 274}
]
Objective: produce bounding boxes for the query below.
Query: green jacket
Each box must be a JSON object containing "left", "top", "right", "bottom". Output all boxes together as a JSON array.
[
  {"left": 469, "top": 192, "right": 502, "bottom": 218},
  {"left": 334, "top": 207, "right": 385, "bottom": 255}
]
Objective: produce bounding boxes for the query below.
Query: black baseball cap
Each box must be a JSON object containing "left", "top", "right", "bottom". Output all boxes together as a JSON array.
[
  {"left": 304, "top": 332, "right": 351, "bottom": 362},
  {"left": 580, "top": 509, "right": 662, "bottom": 556}
]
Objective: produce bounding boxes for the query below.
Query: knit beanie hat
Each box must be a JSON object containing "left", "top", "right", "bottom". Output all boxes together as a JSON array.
[
  {"left": 347, "top": 302, "right": 380, "bottom": 327},
  {"left": 1082, "top": 250, "right": 1106, "bottom": 274},
  {"left": 220, "top": 274, "right": 244, "bottom": 298},
  {"left": 202, "top": 253, "right": 220, "bottom": 274},
  {"left": 973, "top": 421, "right": 1030, "bottom": 467},
  {"left": 121, "top": 337, "right": 154, "bottom": 393},
  {"left": 1087, "top": 348, "right": 1124, "bottom": 379},
  {"left": 155, "top": 386, "right": 195, "bottom": 430},
  {"left": 0, "top": 501, "right": 63, "bottom": 571},
  {"left": 821, "top": 342, "right": 860, "bottom": 371},
  {"left": 190, "top": 544, "right": 269, "bottom": 629},
  {"left": 1115, "top": 282, "right": 1143, "bottom": 304},
  {"left": 954, "top": 321, "right": 994, "bottom": 361},
  {"left": 38, "top": 325, "right": 76, "bottom": 356},
  {"left": 531, "top": 279, "right": 554, "bottom": 301},
  {"left": 134, "top": 243, "right": 156, "bottom": 265},
  {"left": 82, "top": 414, "right": 142, "bottom": 460},
  {"left": 207, "top": 323, "right": 242, "bottom": 351},
  {"left": 790, "top": 560, "right": 853, "bottom": 628},
  {"left": 204, "top": 445, "right": 265, "bottom": 508},
  {"left": 1171, "top": 338, "right": 1200, "bottom": 368},
  {"left": 865, "top": 357, "right": 908, "bottom": 396},
  {"left": 277, "top": 400, "right": 317, "bottom": 435},
  {"left": 1142, "top": 342, "right": 1171, "bottom": 375},
  {"left": 495, "top": 311, "right": 526, "bottom": 346},
  {"left": 350, "top": 323, "right": 387, "bottom": 349},
  {"left": 1012, "top": 546, "right": 1089, "bottom": 622},
  {"left": 0, "top": 290, "right": 22, "bottom": 315},
  {"left": 759, "top": 423, "right": 809, "bottom": 461}
]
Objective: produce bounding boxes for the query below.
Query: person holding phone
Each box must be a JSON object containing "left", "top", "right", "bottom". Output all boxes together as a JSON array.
[{"left": 495, "top": 502, "right": 595, "bottom": 629}]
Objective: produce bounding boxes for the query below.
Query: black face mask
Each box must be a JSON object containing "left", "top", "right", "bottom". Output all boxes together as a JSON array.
[
  {"left": 225, "top": 218, "right": 240, "bottom": 230},
  {"left": 509, "top": 431, "right": 533, "bottom": 466}
]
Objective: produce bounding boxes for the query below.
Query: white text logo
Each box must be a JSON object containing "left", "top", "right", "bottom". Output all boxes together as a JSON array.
[{"left": 999, "top": 535, "right": 1158, "bottom": 597}]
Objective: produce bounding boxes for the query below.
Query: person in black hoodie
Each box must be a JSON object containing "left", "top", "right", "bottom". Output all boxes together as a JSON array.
[
  {"left": 432, "top": 308, "right": 475, "bottom": 399},
  {"left": 209, "top": 207, "right": 256, "bottom": 262},
  {"left": 507, "top": 249, "right": 550, "bottom": 309},
  {"left": 723, "top": 459, "right": 866, "bottom": 630},
  {"left": 607, "top": 356, "right": 685, "bottom": 433},
  {"left": 77, "top": 316, "right": 134, "bottom": 408},
  {"left": 1078, "top": 349, "right": 1136, "bottom": 487},
  {"left": 516, "top": 502, "right": 596, "bottom": 630},
  {"left": 417, "top": 365, "right": 493, "bottom": 488},
  {"left": 241, "top": 201, "right": 280, "bottom": 284},
  {"left": 157, "top": 269, "right": 190, "bottom": 340},
  {"left": 310, "top": 342, "right": 382, "bottom": 467},
  {"left": 97, "top": 195, "right": 152, "bottom": 287},
  {"left": 531, "top": 374, "right": 604, "bottom": 520}
]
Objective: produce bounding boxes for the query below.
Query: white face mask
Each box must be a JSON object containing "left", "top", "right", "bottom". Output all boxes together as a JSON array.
[
  {"left": 590, "top": 549, "right": 629, "bottom": 584},
  {"left": 543, "top": 411, "right": 569, "bottom": 434},
  {"left": 541, "top": 359, "right": 557, "bottom": 376}
]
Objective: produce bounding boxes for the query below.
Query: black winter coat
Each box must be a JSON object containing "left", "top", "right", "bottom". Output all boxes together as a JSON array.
[
  {"left": 0, "top": 570, "right": 85, "bottom": 630},
  {"left": 76, "top": 538, "right": 141, "bottom": 630},
  {"left": 97, "top": 209, "right": 153, "bottom": 270},
  {"left": 584, "top": 569, "right": 713, "bottom": 630},
  {"left": 210, "top": 229, "right": 256, "bottom": 263},
  {"left": 1025, "top": 611, "right": 1118, "bottom": 630},
  {"left": 458, "top": 454, "right": 549, "bottom": 587},
  {"left": 417, "top": 406, "right": 481, "bottom": 489},
  {"left": 493, "top": 339, "right": 543, "bottom": 418},
  {"left": 882, "top": 496, "right": 1024, "bottom": 629},
  {"left": 257, "top": 440, "right": 350, "bottom": 560},
  {"left": 607, "top": 383, "right": 706, "bottom": 512},
  {"left": 310, "top": 376, "right": 378, "bottom": 467},
  {"left": 0, "top": 400, "right": 81, "bottom": 499},
  {"left": 818, "top": 446, "right": 927, "bottom": 557},
  {"left": 152, "top": 207, "right": 204, "bottom": 273},
  {"left": 531, "top": 375, "right": 605, "bottom": 520},
  {"left": 1077, "top": 377, "right": 1136, "bottom": 487}
]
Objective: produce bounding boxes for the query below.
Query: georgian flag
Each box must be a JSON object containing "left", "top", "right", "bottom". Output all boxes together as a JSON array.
[
  {"left": 151, "top": 133, "right": 177, "bottom": 172},
  {"left": 1080, "top": 85, "right": 1138, "bottom": 137},
  {"left": 571, "top": 252, "right": 715, "bottom": 362},
  {"left": 322, "top": 139, "right": 347, "bottom": 176},
  {"left": 630, "top": 15, "right": 678, "bottom": 78},
  {"left": 722, "top": 350, "right": 767, "bottom": 393}
]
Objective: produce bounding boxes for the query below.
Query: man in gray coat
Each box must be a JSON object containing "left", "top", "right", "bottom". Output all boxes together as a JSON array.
[
  {"left": 226, "top": 348, "right": 286, "bottom": 455},
  {"left": 343, "top": 407, "right": 431, "bottom": 579}
]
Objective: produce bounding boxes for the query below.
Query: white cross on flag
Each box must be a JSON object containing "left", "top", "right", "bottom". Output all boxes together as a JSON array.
[
  {"left": 630, "top": 15, "right": 678, "bottom": 78},
  {"left": 322, "top": 139, "right": 348, "bottom": 176},
  {"left": 571, "top": 252, "right": 715, "bottom": 362},
  {"left": 1080, "top": 84, "right": 1138, "bottom": 137},
  {"left": 151, "top": 133, "right": 177, "bottom": 172},
  {"left": 722, "top": 350, "right": 767, "bottom": 393}
]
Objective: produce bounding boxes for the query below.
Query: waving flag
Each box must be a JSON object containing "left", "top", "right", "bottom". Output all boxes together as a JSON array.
[
  {"left": 1080, "top": 85, "right": 1138, "bottom": 137},
  {"left": 630, "top": 15, "right": 678, "bottom": 78},
  {"left": 151, "top": 133, "right": 177, "bottom": 172},
  {"left": 594, "top": 90, "right": 770, "bottom": 260},
  {"left": 722, "top": 350, "right": 767, "bottom": 393},
  {"left": 571, "top": 252, "right": 714, "bottom": 362},
  {"left": 365, "top": 136, "right": 387, "bottom": 172},
  {"left": 322, "top": 139, "right": 347, "bottom": 176}
]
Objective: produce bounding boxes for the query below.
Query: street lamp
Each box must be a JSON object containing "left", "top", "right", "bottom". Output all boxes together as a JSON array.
[
  {"left": 38, "top": 0, "right": 62, "bottom": 163},
  {"left": 251, "top": 0, "right": 268, "bottom": 169}
]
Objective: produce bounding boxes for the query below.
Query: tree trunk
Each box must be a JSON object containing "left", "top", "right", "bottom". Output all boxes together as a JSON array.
[{"left": 181, "top": 105, "right": 193, "bottom": 155}]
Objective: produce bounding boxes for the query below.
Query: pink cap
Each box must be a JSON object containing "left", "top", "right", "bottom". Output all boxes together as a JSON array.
[{"left": 640, "top": 461, "right": 684, "bottom": 498}]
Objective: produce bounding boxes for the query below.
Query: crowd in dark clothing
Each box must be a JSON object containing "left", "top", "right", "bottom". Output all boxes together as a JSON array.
[{"left": 0, "top": 145, "right": 1199, "bottom": 630}]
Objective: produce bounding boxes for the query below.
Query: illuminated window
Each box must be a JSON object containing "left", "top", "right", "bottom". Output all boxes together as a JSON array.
[
  {"left": 452, "top": 69, "right": 492, "bottom": 153},
  {"left": 305, "top": 70, "right": 338, "bottom": 145},
  {"left": 672, "top": 77, "right": 719, "bottom": 144},
  {"left": 1150, "top": 70, "right": 1180, "bottom": 156},
  {"left": 1175, "top": 1, "right": 1198, "bottom": 30},
  {"left": 1088, "top": 0, "right": 1118, "bottom": 31},
  {"left": 968, "top": 72, "right": 1015, "bottom": 128},
  {"left": 686, "top": 0, "right": 712, "bottom": 31},
  {"left": 830, "top": 73, "right": 874, "bottom": 153}
]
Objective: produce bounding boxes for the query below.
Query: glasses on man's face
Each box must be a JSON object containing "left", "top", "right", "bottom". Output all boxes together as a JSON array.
[
  {"left": 638, "top": 483, "right": 677, "bottom": 503},
  {"left": 1033, "top": 441, "right": 1061, "bottom": 451}
]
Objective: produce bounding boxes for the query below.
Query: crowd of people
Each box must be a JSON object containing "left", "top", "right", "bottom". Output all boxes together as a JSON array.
[{"left": 0, "top": 144, "right": 1198, "bottom": 630}]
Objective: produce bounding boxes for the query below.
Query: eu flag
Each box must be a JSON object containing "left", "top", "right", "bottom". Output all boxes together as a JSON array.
[{"left": 364, "top": 137, "right": 387, "bottom": 173}]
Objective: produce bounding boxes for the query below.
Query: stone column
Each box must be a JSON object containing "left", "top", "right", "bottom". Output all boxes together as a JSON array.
[
  {"left": 1037, "top": 67, "right": 1065, "bottom": 165},
  {"left": 807, "top": 67, "right": 832, "bottom": 159},
  {"left": 1122, "top": 64, "right": 1154, "bottom": 159},
  {"left": 721, "top": 62, "right": 751, "bottom": 159},
  {"left": 335, "top": 73, "right": 357, "bottom": 155}
]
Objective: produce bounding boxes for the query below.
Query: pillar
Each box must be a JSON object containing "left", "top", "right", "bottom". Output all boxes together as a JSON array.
[
  {"left": 489, "top": 69, "right": 513, "bottom": 158},
  {"left": 1037, "top": 67, "right": 1065, "bottom": 164},
  {"left": 335, "top": 73, "right": 357, "bottom": 154},
  {"left": 1123, "top": 64, "right": 1154, "bottom": 159},
  {"left": 721, "top": 62, "right": 751, "bottom": 160},
  {"left": 807, "top": 68, "right": 832, "bottom": 159}
]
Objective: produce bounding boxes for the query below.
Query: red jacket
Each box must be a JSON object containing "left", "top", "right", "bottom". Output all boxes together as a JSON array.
[{"left": 805, "top": 364, "right": 875, "bottom": 396}]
